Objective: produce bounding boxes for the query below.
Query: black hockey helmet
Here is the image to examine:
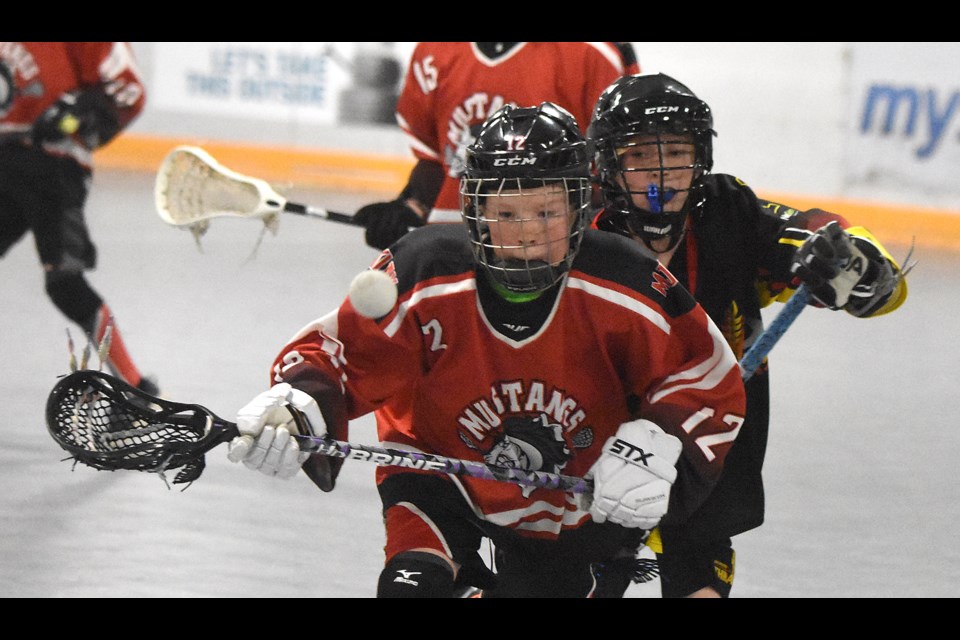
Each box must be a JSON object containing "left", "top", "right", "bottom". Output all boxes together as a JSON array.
[
  {"left": 588, "top": 73, "right": 716, "bottom": 252},
  {"left": 461, "top": 102, "right": 592, "bottom": 299}
]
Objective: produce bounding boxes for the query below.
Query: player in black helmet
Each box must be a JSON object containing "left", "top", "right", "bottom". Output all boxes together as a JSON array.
[
  {"left": 227, "top": 101, "right": 746, "bottom": 597},
  {"left": 592, "top": 73, "right": 715, "bottom": 255},
  {"left": 587, "top": 72, "right": 910, "bottom": 598},
  {"left": 461, "top": 102, "right": 593, "bottom": 299}
]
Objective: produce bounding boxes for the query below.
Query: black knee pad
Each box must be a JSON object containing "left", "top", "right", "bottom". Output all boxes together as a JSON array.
[
  {"left": 377, "top": 552, "right": 455, "bottom": 598},
  {"left": 44, "top": 270, "right": 102, "bottom": 329}
]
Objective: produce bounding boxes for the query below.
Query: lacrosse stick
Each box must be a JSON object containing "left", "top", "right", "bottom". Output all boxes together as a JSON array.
[
  {"left": 739, "top": 284, "right": 810, "bottom": 381},
  {"left": 154, "top": 145, "right": 360, "bottom": 238},
  {"left": 46, "top": 369, "right": 593, "bottom": 493}
]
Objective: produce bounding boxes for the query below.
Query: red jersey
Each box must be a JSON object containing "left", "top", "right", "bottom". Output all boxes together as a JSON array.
[
  {"left": 396, "top": 42, "right": 635, "bottom": 222},
  {"left": 270, "top": 225, "right": 746, "bottom": 540},
  {"left": 0, "top": 42, "right": 145, "bottom": 167}
]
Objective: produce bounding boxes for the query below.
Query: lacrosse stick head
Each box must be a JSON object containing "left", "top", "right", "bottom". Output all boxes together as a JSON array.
[
  {"left": 45, "top": 369, "right": 233, "bottom": 485},
  {"left": 155, "top": 145, "right": 284, "bottom": 235}
]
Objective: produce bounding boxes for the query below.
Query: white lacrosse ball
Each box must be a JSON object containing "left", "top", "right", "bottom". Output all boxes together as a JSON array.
[{"left": 348, "top": 269, "right": 398, "bottom": 318}]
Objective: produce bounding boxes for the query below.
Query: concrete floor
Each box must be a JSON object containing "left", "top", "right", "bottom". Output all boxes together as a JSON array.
[{"left": 2, "top": 169, "right": 958, "bottom": 598}]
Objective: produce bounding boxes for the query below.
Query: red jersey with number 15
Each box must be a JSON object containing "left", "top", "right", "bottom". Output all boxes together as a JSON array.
[
  {"left": 0, "top": 42, "right": 145, "bottom": 167},
  {"left": 396, "top": 42, "right": 634, "bottom": 222}
]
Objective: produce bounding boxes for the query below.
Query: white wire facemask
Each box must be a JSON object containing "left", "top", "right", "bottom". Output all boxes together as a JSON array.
[{"left": 461, "top": 176, "right": 591, "bottom": 299}]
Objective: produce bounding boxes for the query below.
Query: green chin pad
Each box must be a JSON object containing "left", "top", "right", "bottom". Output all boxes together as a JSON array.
[{"left": 490, "top": 279, "right": 544, "bottom": 303}]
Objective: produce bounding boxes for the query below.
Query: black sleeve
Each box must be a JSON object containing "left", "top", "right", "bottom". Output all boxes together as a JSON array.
[
  {"left": 698, "top": 174, "right": 850, "bottom": 302},
  {"left": 613, "top": 42, "right": 638, "bottom": 70},
  {"left": 281, "top": 365, "right": 350, "bottom": 493},
  {"left": 754, "top": 194, "right": 849, "bottom": 300},
  {"left": 398, "top": 158, "right": 446, "bottom": 212}
]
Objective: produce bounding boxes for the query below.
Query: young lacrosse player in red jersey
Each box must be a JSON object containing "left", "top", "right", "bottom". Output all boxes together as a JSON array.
[
  {"left": 352, "top": 42, "right": 640, "bottom": 250},
  {"left": 0, "top": 42, "right": 159, "bottom": 395},
  {"left": 226, "top": 102, "right": 746, "bottom": 597},
  {"left": 586, "top": 73, "right": 910, "bottom": 598}
]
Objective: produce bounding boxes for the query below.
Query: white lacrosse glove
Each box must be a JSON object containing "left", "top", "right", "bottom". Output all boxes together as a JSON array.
[
  {"left": 588, "top": 419, "right": 683, "bottom": 529},
  {"left": 228, "top": 383, "right": 327, "bottom": 479}
]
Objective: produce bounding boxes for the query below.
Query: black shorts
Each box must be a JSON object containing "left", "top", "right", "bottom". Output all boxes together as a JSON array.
[
  {"left": 0, "top": 144, "right": 94, "bottom": 270},
  {"left": 651, "top": 379, "right": 769, "bottom": 597},
  {"left": 378, "top": 472, "right": 640, "bottom": 598}
]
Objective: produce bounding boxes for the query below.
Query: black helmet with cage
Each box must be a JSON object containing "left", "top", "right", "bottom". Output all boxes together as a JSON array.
[
  {"left": 588, "top": 72, "right": 716, "bottom": 252},
  {"left": 461, "top": 102, "right": 592, "bottom": 299}
]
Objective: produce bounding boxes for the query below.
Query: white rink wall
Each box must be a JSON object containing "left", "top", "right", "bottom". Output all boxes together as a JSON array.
[{"left": 127, "top": 42, "right": 960, "bottom": 212}]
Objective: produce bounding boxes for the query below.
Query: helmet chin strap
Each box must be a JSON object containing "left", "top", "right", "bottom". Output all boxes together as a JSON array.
[{"left": 640, "top": 231, "right": 685, "bottom": 255}]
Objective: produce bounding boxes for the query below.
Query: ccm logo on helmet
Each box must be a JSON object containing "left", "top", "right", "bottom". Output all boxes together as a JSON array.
[
  {"left": 645, "top": 106, "right": 680, "bottom": 115},
  {"left": 493, "top": 157, "right": 537, "bottom": 166}
]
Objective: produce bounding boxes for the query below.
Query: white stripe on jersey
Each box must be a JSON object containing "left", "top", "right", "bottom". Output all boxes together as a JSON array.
[
  {"left": 566, "top": 276, "right": 672, "bottom": 334},
  {"left": 446, "top": 464, "right": 592, "bottom": 535},
  {"left": 481, "top": 497, "right": 592, "bottom": 535},
  {"left": 397, "top": 112, "right": 441, "bottom": 161},
  {"left": 384, "top": 278, "right": 478, "bottom": 338},
  {"left": 424, "top": 208, "right": 462, "bottom": 223},
  {"left": 648, "top": 319, "right": 739, "bottom": 404},
  {"left": 396, "top": 501, "right": 454, "bottom": 557},
  {"left": 584, "top": 42, "right": 627, "bottom": 73},
  {"left": 284, "top": 307, "right": 340, "bottom": 346}
]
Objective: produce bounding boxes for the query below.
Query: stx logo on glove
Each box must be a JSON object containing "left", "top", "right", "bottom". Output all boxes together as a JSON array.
[{"left": 608, "top": 438, "right": 655, "bottom": 466}]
